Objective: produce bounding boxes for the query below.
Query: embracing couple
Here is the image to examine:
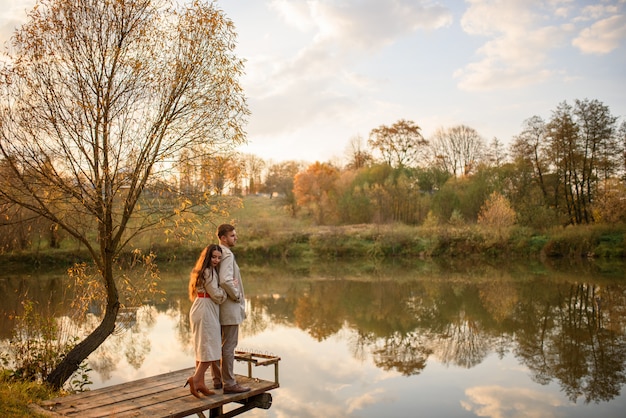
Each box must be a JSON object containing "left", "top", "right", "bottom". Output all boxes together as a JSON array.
[{"left": 186, "top": 223, "right": 251, "bottom": 398}]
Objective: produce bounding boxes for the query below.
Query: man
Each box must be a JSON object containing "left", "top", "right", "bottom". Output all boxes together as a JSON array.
[{"left": 211, "top": 223, "right": 251, "bottom": 393}]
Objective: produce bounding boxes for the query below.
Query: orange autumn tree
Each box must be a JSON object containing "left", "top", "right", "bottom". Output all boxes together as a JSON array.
[{"left": 293, "top": 162, "right": 339, "bottom": 225}]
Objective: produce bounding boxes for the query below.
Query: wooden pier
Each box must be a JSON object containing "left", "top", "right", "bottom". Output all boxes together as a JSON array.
[{"left": 31, "top": 352, "right": 280, "bottom": 418}]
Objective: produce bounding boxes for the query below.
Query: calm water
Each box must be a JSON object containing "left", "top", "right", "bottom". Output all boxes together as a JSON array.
[{"left": 1, "top": 258, "right": 626, "bottom": 418}]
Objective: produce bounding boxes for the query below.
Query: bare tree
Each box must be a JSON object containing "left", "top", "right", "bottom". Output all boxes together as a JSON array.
[
  {"left": 485, "top": 137, "right": 507, "bottom": 167},
  {"left": 368, "top": 119, "right": 428, "bottom": 168},
  {"left": 0, "top": 0, "right": 248, "bottom": 389},
  {"left": 241, "top": 153, "right": 266, "bottom": 195},
  {"left": 510, "top": 116, "right": 550, "bottom": 199},
  {"left": 345, "top": 134, "right": 373, "bottom": 170},
  {"left": 430, "top": 125, "right": 485, "bottom": 177},
  {"left": 619, "top": 120, "right": 626, "bottom": 180}
]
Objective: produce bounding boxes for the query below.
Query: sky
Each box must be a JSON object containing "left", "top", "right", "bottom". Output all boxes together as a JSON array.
[{"left": 2, "top": 0, "right": 625, "bottom": 165}]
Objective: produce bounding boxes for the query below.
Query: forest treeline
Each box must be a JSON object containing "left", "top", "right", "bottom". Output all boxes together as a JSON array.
[
  {"left": 1, "top": 97, "right": 625, "bottom": 253},
  {"left": 270, "top": 98, "right": 626, "bottom": 229}
]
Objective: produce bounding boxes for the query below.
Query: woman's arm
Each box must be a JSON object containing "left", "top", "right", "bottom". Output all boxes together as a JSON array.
[{"left": 203, "top": 268, "right": 227, "bottom": 304}]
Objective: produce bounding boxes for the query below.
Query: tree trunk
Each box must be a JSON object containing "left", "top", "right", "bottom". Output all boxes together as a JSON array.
[{"left": 45, "top": 300, "right": 119, "bottom": 390}]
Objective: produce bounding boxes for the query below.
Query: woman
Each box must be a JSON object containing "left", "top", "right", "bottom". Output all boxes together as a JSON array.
[{"left": 185, "top": 244, "right": 228, "bottom": 397}]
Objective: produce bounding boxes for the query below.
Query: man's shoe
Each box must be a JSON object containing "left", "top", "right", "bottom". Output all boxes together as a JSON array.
[
  {"left": 213, "top": 382, "right": 223, "bottom": 389},
  {"left": 223, "top": 384, "right": 251, "bottom": 394}
]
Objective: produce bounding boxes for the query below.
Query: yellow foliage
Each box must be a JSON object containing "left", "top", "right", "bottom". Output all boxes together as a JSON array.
[{"left": 478, "top": 192, "right": 516, "bottom": 230}]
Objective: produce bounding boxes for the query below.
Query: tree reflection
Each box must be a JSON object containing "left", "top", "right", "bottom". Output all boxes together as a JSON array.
[
  {"left": 370, "top": 331, "right": 431, "bottom": 375},
  {"left": 515, "top": 282, "right": 626, "bottom": 403},
  {"left": 436, "top": 317, "right": 490, "bottom": 368},
  {"left": 3, "top": 260, "right": 626, "bottom": 404},
  {"left": 248, "top": 264, "right": 626, "bottom": 404},
  {"left": 88, "top": 306, "right": 156, "bottom": 379}
]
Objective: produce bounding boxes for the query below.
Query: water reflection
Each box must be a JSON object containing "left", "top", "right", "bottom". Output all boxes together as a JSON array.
[
  {"left": 243, "top": 266, "right": 626, "bottom": 405},
  {"left": 1, "top": 259, "right": 625, "bottom": 417}
]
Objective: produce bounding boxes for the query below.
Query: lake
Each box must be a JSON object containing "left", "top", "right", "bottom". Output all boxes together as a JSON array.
[{"left": 1, "top": 257, "right": 626, "bottom": 417}]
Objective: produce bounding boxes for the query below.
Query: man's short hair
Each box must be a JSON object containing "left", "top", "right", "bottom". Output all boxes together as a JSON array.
[{"left": 217, "top": 223, "right": 235, "bottom": 238}]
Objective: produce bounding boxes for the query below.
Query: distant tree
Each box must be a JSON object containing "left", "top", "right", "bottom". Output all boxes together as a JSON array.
[
  {"left": 334, "top": 169, "right": 372, "bottom": 224},
  {"left": 544, "top": 99, "right": 619, "bottom": 225},
  {"left": 485, "top": 137, "right": 508, "bottom": 167},
  {"left": 619, "top": 120, "right": 626, "bottom": 180},
  {"left": 430, "top": 125, "right": 486, "bottom": 177},
  {"left": 204, "top": 153, "right": 244, "bottom": 196},
  {"left": 574, "top": 98, "right": 619, "bottom": 183},
  {"left": 478, "top": 191, "right": 516, "bottom": 237},
  {"left": 431, "top": 178, "right": 463, "bottom": 222},
  {"left": 241, "top": 153, "right": 265, "bottom": 195},
  {"left": 510, "top": 116, "right": 550, "bottom": 200},
  {"left": 345, "top": 134, "right": 373, "bottom": 170},
  {"left": 546, "top": 101, "right": 581, "bottom": 224},
  {"left": 368, "top": 119, "right": 428, "bottom": 168},
  {"left": 293, "top": 162, "right": 339, "bottom": 225},
  {"left": 0, "top": 0, "right": 248, "bottom": 389},
  {"left": 414, "top": 166, "right": 451, "bottom": 194},
  {"left": 593, "top": 178, "right": 626, "bottom": 224},
  {"left": 263, "top": 160, "right": 303, "bottom": 216}
]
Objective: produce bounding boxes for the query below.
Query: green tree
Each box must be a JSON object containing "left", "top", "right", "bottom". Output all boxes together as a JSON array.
[
  {"left": 333, "top": 169, "right": 372, "bottom": 224},
  {"left": 431, "top": 178, "right": 463, "bottom": 223},
  {"left": 414, "top": 166, "right": 450, "bottom": 194},
  {"left": 0, "top": 0, "right": 248, "bottom": 389}
]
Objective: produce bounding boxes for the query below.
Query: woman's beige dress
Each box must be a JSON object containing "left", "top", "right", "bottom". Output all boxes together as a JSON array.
[{"left": 189, "top": 267, "right": 227, "bottom": 362}]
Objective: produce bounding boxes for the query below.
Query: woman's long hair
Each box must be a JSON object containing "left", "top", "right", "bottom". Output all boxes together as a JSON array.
[{"left": 188, "top": 244, "right": 222, "bottom": 302}]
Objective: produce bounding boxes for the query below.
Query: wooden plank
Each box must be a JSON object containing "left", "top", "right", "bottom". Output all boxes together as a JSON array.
[
  {"left": 40, "top": 368, "right": 192, "bottom": 416},
  {"left": 113, "top": 377, "right": 277, "bottom": 418},
  {"left": 34, "top": 369, "right": 278, "bottom": 418}
]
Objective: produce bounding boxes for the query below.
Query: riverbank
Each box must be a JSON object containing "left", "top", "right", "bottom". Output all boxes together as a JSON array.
[
  {"left": 0, "top": 372, "right": 56, "bottom": 418},
  {"left": 1, "top": 195, "right": 625, "bottom": 269},
  {"left": 1, "top": 221, "right": 625, "bottom": 271}
]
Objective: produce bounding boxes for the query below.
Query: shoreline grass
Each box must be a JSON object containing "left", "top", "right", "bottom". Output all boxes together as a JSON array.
[{"left": 1, "top": 196, "right": 625, "bottom": 269}]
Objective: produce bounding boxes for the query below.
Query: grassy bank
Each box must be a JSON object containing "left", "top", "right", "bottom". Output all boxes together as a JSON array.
[
  {"left": 1, "top": 195, "right": 625, "bottom": 269},
  {"left": 0, "top": 372, "right": 57, "bottom": 418},
  {"left": 187, "top": 195, "right": 626, "bottom": 261}
]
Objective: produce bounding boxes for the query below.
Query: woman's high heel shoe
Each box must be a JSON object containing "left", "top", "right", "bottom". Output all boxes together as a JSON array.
[
  {"left": 197, "top": 385, "right": 215, "bottom": 396},
  {"left": 184, "top": 377, "right": 201, "bottom": 398}
]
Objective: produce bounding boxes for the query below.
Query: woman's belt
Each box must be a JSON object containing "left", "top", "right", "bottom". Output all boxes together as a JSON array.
[{"left": 197, "top": 293, "right": 211, "bottom": 298}]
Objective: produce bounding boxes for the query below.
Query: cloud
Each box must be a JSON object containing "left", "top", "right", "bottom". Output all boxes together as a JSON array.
[
  {"left": 271, "top": 0, "right": 453, "bottom": 50},
  {"left": 346, "top": 387, "right": 393, "bottom": 413},
  {"left": 573, "top": 14, "right": 626, "bottom": 54},
  {"left": 456, "top": 0, "right": 626, "bottom": 91},
  {"left": 455, "top": 0, "right": 571, "bottom": 91},
  {"left": 575, "top": 2, "right": 621, "bottom": 22},
  {"left": 461, "top": 385, "right": 568, "bottom": 418},
  {"left": 249, "top": 0, "right": 454, "bottom": 137}
]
